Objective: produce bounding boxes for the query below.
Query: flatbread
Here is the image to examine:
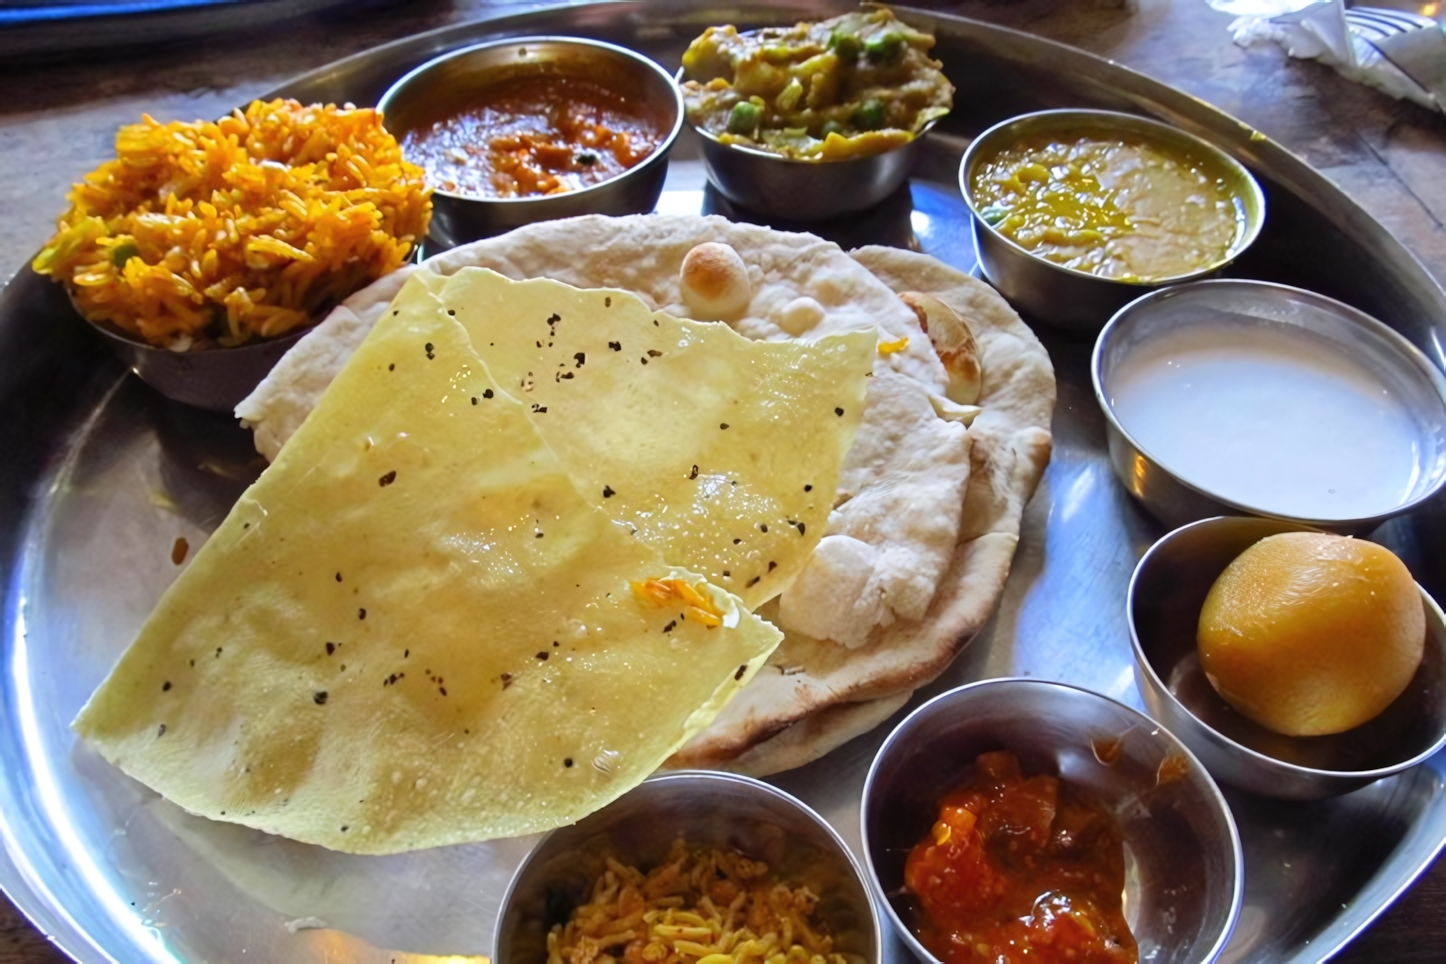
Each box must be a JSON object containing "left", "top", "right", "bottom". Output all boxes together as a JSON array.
[
  {"left": 236, "top": 264, "right": 421, "bottom": 462},
  {"left": 670, "top": 247, "right": 1053, "bottom": 774},
  {"left": 75, "top": 275, "right": 781, "bottom": 853},
  {"left": 425, "top": 214, "right": 947, "bottom": 391},
  {"left": 776, "top": 367, "right": 970, "bottom": 649}
]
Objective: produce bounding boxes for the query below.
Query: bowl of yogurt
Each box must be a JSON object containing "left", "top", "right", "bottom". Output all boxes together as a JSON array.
[{"left": 1093, "top": 279, "right": 1446, "bottom": 532}]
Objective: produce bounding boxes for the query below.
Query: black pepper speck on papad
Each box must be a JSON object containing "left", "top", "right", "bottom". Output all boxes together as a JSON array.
[
  {"left": 435, "top": 268, "right": 874, "bottom": 610},
  {"left": 72, "top": 274, "right": 779, "bottom": 854}
]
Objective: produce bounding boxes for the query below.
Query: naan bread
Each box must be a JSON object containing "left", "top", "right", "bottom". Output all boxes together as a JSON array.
[
  {"left": 75, "top": 275, "right": 781, "bottom": 853},
  {"left": 672, "top": 247, "right": 1053, "bottom": 775}
]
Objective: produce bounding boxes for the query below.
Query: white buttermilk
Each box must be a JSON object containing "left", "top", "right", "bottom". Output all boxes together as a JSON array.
[{"left": 1109, "top": 321, "right": 1421, "bottom": 520}]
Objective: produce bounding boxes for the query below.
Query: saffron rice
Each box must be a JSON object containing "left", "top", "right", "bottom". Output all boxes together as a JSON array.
[{"left": 34, "top": 99, "right": 430, "bottom": 349}]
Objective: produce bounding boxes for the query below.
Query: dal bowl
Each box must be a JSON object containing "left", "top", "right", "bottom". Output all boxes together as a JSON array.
[
  {"left": 960, "top": 108, "right": 1264, "bottom": 331},
  {"left": 1129, "top": 515, "right": 1446, "bottom": 800},
  {"left": 1093, "top": 279, "right": 1446, "bottom": 533},
  {"left": 379, "top": 37, "right": 683, "bottom": 249},
  {"left": 495, "top": 770, "right": 882, "bottom": 963},
  {"left": 862, "top": 678, "right": 1241, "bottom": 964}
]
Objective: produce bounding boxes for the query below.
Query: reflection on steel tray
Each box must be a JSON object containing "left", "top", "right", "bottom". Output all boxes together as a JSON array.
[{"left": 1, "top": 2, "right": 1445, "bottom": 962}]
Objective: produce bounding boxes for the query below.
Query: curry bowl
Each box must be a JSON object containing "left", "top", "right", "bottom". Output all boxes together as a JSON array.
[
  {"left": 960, "top": 108, "right": 1265, "bottom": 330},
  {"left": 495, "top": 770, "right": 882, "bottom": 963},
  {"left": 1094, "top": 279, "right": 1446, "bottom": 533},
  {"left": 673, "top": 8, "right": 952, "bottom": 222},
  {"left": 862, "top": 678, "right": 1242, "bottom": 964},
  {"left": 683, "top": 106, "right": 936, "bottom": 222},
  {"left": 1128, "top": 515, "right": 1446, "bottom": 800},
  {"left": 379, "top": 37, "right": 683, "bottom": 249}
]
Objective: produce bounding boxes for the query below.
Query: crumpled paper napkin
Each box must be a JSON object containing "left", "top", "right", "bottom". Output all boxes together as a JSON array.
[{"left": 1216, "top": 0, "right": 1440, "bottom": 110}]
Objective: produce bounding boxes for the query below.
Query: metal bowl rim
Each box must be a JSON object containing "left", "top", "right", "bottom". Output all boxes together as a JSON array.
[
  {"left": 1126, "top": 515, "right": 1446, "bottom": 779},
  {"left": 493, "top": 767, "right": 883, "bottom": 962},
  {"left": 674, "top": 65, "right": 943, "bottom": 166},
  {"left": 1092, "top": 278, "right": 1446, "bottom": 528},
  {"left": 958, "top": 107, "right": 1266, "bottom": 287},
  {"left": 378, "top": 35, "right": 685, "bottom": 206},
  {"left": 859, "top": 676, "right": 1244, "bottom": 964},
  {"left": 84, "top": 312, "right": 311, "bottom": 356}
]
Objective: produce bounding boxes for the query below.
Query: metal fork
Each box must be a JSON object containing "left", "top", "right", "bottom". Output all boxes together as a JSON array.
[{"left": 1344, "top": 5, "right": 1446, "bottom": 109}]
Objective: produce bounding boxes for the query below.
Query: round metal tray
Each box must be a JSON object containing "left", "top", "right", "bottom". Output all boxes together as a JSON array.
[{"left": 2, "top": 2, "right": 1444, "bottom": 962}]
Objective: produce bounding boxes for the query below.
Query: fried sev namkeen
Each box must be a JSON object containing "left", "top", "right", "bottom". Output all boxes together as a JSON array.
[
  {"left": 551, "top": 840, "right": 852, "bottom": 964},
  {"left": 33, "top": 99, "right": 430, "bottom": 350}
]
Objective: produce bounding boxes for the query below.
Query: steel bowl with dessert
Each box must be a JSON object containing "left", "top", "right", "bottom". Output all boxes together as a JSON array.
[
  {"left": 677, "top": 9, "right": 953, "bottom": 221},
  {"left": 960, "top": 109, "right": 1264, "bottom": 331},
  {"left": 1129, "top": 516, "right": 1446, "bottom": 800},
  {"left": 378, "top": 37, "right": 683, "bottom": 248}
]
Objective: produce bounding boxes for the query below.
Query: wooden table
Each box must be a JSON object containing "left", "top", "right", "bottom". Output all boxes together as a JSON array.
[{"left": 1, "top": 0, "right": 1443, "bottom": 960}]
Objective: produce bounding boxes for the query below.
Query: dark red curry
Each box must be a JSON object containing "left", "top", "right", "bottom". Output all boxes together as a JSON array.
[
  {"left": 401, "top": 75, "right": 665, "bottom": 199},
  {"left": 904, "top": 750, "right": 1138, "bottom": 964}
]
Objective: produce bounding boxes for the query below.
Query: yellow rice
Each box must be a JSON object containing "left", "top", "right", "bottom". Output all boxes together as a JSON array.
[
  {"left": 548, "top": 840, "right": 856, "bottom": 964},
  {"left": 33, "top": 98, "right": 431, "bottom": 349}
]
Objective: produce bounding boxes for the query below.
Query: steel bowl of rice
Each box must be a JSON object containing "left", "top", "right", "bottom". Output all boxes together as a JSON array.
[
  {"left": 32, "top": 98, "right": 431, "bottom": 411},
  {"left": 495, "top": 770, "right": 881, "bottom": 963}
]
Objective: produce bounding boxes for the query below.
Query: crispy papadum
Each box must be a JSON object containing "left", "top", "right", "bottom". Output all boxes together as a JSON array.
[
  {"left": 75, "top": 275, "right": 782, "bottom": 853},
  {"left": 431, "top": 267, "right": 875, "bottom": 610},
  {"left": 236, "top": 216, "right": 1055, "bottom": 778}
]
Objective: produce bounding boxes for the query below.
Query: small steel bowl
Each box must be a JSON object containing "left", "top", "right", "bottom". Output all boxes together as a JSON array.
[
  {"left": 862, "top": 678, "right": 1242, "bottom": 964},
  {"left": 379, "top": 38, "right": 684, "bottom": 249},
  {"left": 72, "top": 297, "right": 309, "bottom": 412},
  {"left": 495, "top": 770, "right": 882, "bottom": 963},
  {"left": 1094, "top": 279, "right": 1446, "bottom": 533},
  {"left": 677, "top": 68, "right": 938, "bottom": 221},
  {"left": 959, "top": 109, "right": 1265, "bottom": 331},
  {"left": 1129, "top": 515, "right": 1446, "bottom": 800}
]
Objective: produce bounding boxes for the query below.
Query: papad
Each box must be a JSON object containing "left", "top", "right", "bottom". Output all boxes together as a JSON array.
[
  {"left": 433, "top": 267, "right": 874, "bottom": 610},
  {"left": 238, "top": 215, "right": 944, "bottom": 461},
  {"left": 233, "top": 218, "right": 1054, "bottom": 778},
  {"left": 75, "top": 275, "right": 781, "bottom": 853}
]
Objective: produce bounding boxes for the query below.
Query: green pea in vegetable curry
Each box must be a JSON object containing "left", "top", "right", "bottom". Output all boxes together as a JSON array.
[{"left": 680, "top": 9, "right": 953, "bottom": 161}]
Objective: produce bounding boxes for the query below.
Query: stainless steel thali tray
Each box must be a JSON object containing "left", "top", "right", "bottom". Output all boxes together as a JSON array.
[{"left": 2, "top": 2, "right": 1445, "bottom": 961}]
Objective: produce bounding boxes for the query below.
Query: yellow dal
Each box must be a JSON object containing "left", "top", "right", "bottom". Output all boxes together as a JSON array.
[{"left": 970, "top": 131, "right": 1242, "bottom": 282}]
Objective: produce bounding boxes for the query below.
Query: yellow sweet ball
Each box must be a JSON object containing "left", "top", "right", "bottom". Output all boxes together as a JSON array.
[{"left": 1197, "top": 532, "right": 1425, "bottom": 737}]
